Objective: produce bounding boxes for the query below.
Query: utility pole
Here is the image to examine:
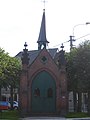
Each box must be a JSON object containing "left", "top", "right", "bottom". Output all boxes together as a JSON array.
[
  {"left": 70, "top": 22, "right": 90, "bottom": 51},
  {"left": 69, "top": 36, "right": 75, "bottom": 51}
]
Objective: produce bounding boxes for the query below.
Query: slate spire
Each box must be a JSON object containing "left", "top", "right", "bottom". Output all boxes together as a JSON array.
[{"left": 37, "top": 9, "right": 49, "bottom": 50}]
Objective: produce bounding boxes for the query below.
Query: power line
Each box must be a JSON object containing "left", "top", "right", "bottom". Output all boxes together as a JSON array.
[
  {"left": 53, "top": 33, "right": 90, "bottom": 51},
  {"left": 75, "top": 33, "right": 90, "bottom": 40}
]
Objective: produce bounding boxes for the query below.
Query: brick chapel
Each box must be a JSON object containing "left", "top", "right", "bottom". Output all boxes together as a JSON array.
[{"left": 18, "top": 9, "right": 68, "bottom": 117}]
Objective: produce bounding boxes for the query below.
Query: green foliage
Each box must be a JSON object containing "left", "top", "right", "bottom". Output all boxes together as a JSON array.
[
  {"left": 66, "top": 48, "right": 78, "bottom": 91},
  {"left": 0, "top": 47, "right": 21, "bottom": 88},
  {"left": 0, "top": 48, "right": 9, "bottom": 86},
  {"left": 66, "top": 40, "right": 90, "bottom": 92}
]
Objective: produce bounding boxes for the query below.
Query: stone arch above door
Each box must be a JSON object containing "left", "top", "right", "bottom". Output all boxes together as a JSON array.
[{"left": 31, "top": 70, "right": 56, "bottom": 113}]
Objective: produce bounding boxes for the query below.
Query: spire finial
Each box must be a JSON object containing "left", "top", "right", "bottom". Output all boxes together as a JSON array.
[
  {"left": 61, "top": 43, "right": 64, "bottom": 50},
  {"left": 24, "top": 42, "right": 28, "bottom": 49},
  {"left": 42, "top": 0, "right": 47, "bottom": 11}
]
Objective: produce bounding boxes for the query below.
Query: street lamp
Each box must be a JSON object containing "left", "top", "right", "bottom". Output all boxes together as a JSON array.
[
  {"left": 69, "top": 22, "right": 90, "bottom": 51},
  {"left": 73, "top": 22, "right": 90, "bottom": 37},
  {"left": 86, "top": 22, "right": 90, "bottom": 25}
]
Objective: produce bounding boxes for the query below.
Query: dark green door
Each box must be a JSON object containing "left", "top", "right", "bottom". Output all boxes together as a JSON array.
[{"left": 31, "top": 71, "right": 56, "bottom": 113}]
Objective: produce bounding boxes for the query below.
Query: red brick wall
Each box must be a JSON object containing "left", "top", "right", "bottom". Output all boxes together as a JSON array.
[{"left": 20, "top": 49, "right": 67, "bottom": 116}]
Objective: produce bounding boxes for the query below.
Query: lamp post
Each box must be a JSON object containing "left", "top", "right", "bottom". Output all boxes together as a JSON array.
[
  {"left": 73, "top": 22, "right": 90, "bottom": 37},
  {"left": 69, "top": 22, "right": 90, "bottom": 51}
]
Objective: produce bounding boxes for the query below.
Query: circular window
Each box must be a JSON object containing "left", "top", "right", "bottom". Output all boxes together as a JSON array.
[{"left": 41, "top": 56, "right": 48, "bottom": 64}]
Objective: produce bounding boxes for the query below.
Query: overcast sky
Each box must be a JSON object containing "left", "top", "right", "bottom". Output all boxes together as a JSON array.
[{"left": 0, "top": 0, "right": 90, "bottom": 56}]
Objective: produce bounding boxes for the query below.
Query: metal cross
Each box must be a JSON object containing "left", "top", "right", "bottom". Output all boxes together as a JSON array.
[
  {"left": 24, "top": 42, "right": 28, "bottom": 49},
  {"left": 42, "top": 0, "right": 47, "bottom": 10}
]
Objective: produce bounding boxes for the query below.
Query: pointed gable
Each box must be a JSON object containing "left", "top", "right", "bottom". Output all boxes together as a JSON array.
[{"left": 30, "top": 49, "right": 58, "bottom": 71}]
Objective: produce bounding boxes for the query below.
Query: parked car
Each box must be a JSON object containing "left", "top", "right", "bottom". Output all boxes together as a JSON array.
[
  {"left": 0, "top": 101, "right": 9, "bottom": 110},
  {"left": 8, "top": 101, "right": 18, "bottom": 110}
]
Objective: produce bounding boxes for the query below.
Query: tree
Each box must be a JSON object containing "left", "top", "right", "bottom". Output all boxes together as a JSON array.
[
  {"left": 66, "top": 40, "right": 90, "bottom": 113},
  {"left": 66, "top": 48, "right": 78, "bottom": 112},
  {"left": 3, "top": 56, "right": 21, "bottom": 109},
  {"left": 0, "top": 48, "right": 9, "bottom": 100},
  {"left": 0, "top": 48, "right": 21, "bottom": 109}
]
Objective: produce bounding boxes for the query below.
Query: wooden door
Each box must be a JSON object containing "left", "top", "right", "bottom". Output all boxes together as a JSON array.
[{"left": 31, "top": 71, "right": 56, "bottom": 113}]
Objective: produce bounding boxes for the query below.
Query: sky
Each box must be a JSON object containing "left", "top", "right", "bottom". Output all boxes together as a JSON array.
[{"left": 0, "top": 0, "right": 90, "bottom": 56}]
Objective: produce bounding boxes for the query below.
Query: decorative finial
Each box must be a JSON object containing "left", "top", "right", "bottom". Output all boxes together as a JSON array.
[
  {"left": 24, "top": 42, "right": 28, "bottom": 49},
  {"left": 43, "top": 0, "right": 45, "bottom": 10},
  {"left": 22, "top": 42, "right": 29, "bottom": 65},
  {"left": 42, "top": 0, "right": 47, "bottom": 11},
  {"left": 61, "top": 43, "right": 64, "bottom": 50}
]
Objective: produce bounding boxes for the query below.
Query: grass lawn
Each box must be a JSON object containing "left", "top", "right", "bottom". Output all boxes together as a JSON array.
[
  {"left": 0, "top": 110, "right": 19, "bottom": 120},
  {"left": 66, "top": 112, "right": 90, "bottom": 118},
  {"left": 0, "top": 110, "right": 90, "bottom": 119}
]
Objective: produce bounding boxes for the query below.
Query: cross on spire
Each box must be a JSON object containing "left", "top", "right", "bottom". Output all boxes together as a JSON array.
[
  {"left": 43, "top": 0, "right": 45, "bottom": 10},
  {"left": 42, "top": 0, "right": 47, "bottom": 10}
]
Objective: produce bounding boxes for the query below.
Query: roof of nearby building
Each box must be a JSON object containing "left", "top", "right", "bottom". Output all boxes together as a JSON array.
[{"left": 16, "top": 48, "right": 58, "bottom": 64}]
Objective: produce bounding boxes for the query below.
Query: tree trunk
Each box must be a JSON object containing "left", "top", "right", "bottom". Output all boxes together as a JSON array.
[
  {"left": 87, "top": 91, "right": 90, "bottom": 115},
  {"left": 10, "top": 85, "right": 14, "bottom": 110},
  {"left": 73, "top": 91, "right": 77, "bottom": 112},
  {"left": 77, "top": 92, "right": 82, "bottom": 112}
]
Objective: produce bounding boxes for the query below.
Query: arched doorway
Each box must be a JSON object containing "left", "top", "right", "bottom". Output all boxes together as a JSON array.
[{"left": 31, "top": 71, "right": 56, "bottom": 113}]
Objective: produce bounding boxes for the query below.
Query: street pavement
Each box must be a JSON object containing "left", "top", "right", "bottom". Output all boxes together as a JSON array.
[{"left": 20, "top": 117, "right": 90, "bottom": 120}]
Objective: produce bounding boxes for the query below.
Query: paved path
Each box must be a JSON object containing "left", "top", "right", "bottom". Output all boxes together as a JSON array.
[
  {"left": 20, "top": 117, "right": 90, "bottom": 120},
  {"left": 20, "top": 117, "right": 67, "bottom": 120}
]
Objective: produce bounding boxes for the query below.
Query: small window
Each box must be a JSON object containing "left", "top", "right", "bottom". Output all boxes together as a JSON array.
[
  {"left": 41, "top": 56, "right": 47, "bottom": 64},
  {"left": 34, "top": 88, "right": 40, "bottom": 97},
  {"left": 47, "top": 88, "right": 53, "bottom": 98}
]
